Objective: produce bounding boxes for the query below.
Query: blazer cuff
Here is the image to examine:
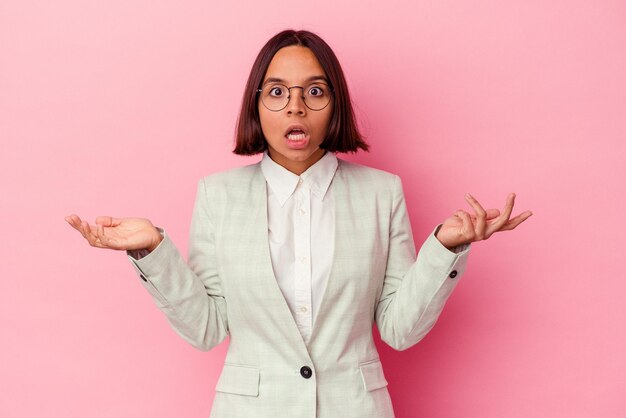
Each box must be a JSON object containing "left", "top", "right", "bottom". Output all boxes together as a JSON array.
[
  {"left": 126, "top": 228, "right": 176, "bottom": 276},
  {"left": 418, "top": 226, "right": 471, "bottom": 288},
  {"left": 432, "top": 224, "right": 471, "bottom": 255},
  {"left": 126, "top": 228, "right": 180, "bottom": 307},
  {"left": 126, "top": 227, "right": 165, "bottom": 262}
]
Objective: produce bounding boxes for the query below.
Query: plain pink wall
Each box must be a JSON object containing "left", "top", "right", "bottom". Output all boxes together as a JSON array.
[{"left": 1, "top": 0, "right": 624, "bottom": 417}]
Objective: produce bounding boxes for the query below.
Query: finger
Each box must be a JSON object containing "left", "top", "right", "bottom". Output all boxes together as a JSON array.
[
  {"left": 501, "top": 193, "right": 516, "bottom": 220},
  {"left": 95, "top": 216, "right": 122, "bottom": 227},
  {"left": 487, "top": 193, "right": 516, "bottom": 234},
  {"left": 96, "top": 223, "right": 119, "bottom": 248},
  {"left": 96, "top": 223, "right": 105, "bottom": 243},
  {"left": 69, "top": 216, "right": 107, "bottom": 248},
  {"left": 485, "top": 208, "right": 500, "bottom": 219},
  {"left": 80, "top": 220, "right": 96, "bottom": 243},
  {"left": 462, "top": 208, "right": 499, "bottom": 220},
  {"left": 498, "top": 210, "right": 533, "bottom": 231},
  {"left": 464, "top": 194, "right": 486, "bottom": 239},
  {"left": 88, "top": 224, "right": 109, "bottom": 249},
  {"left": 455, "top": 210, "right": 475, "bottom": 242},
  {"left": 95, "top": 216, "right": 113, "bottom": 226},
  {"left": 96, "top": 224, "right": 110, "bottom": 248},
  {"left": 65, "top": 214, "right": 82, "bottom": 230},
  {"left": 81, "top": 220, "right": 103, "bottom": 247},
  {"left": 76, "top": 219, "right": 91, "bottom": 242},
  {"left": 75, "top": 219, "right": 92, "bottom": 241}
]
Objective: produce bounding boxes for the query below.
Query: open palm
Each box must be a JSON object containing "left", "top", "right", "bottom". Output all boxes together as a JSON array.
[{"left": 65, "top": 214, "right": 162, "bottom": 251}]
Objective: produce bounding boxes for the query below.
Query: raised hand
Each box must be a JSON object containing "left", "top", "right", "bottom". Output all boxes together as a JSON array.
[
  {"left": 435, "top": 193, "right": 533, "bottom": 250},
  {"left": 65, "top": 214, "right": 163, "bottom": 252}
]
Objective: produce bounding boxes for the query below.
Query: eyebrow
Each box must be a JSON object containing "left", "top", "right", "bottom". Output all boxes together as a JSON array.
[{"left": 262, "top": 75, "right": 329, "bottom": 85}]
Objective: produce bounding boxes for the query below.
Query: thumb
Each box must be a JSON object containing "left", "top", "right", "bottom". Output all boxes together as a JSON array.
[
  {"left": 485, "top": 209, "right": 500, "bottom": 219},
  {"left": 95, "top": 216, "right": 121, "bottom": 227}
]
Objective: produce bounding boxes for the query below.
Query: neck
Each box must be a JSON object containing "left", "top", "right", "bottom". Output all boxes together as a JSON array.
[{"left": 268, "top": 149, "right": 326, "bottom": 175}]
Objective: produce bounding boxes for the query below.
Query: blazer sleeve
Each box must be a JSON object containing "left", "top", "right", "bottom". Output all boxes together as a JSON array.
[
  {"left": 125, "top": 178, "right": 229, "bottom": 351},
  {"left": 375, "top": 175, "right": 470, "bottom": 351}
]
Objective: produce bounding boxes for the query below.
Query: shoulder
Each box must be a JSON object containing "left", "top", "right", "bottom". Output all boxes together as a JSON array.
[
  {"left": 193, "top": 162, "right": 262, "bottom": 211},
  {"left": 199, "top": 162, "right": 261, "bottom": 191},
  {"left": 336, "top": 158, "right": 400, "bottom": 190}
]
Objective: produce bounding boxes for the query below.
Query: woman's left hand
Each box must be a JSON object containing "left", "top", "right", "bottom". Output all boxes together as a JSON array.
[{"left": 435, "top": 193, "right": 533, "bottom": 250}]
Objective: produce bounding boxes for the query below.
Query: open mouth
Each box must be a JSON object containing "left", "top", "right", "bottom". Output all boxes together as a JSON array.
[
  {"left": 284, "top": 124, "right": 309, "bottom": 142},
  {"left": 286, "top": 129, "right": 307, "bottom": 141}
]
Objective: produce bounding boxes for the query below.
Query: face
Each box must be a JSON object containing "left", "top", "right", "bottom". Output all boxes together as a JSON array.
[{"left": 258, "top": 45, "right": 334, "bottom": 175}]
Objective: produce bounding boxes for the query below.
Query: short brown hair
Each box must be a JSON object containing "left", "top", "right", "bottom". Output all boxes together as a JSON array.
[{"left": 233, "top": 29, "right": 368, "bottom": 155}]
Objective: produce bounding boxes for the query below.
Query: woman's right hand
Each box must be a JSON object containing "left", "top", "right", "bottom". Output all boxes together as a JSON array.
[{"left": 65, "top": 214, "right": 163, "bottom": 252}]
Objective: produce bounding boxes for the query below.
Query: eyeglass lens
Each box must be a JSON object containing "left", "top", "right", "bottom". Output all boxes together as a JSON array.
[{"left": 259, "top": 84, "right": 331, "bottom": 111}]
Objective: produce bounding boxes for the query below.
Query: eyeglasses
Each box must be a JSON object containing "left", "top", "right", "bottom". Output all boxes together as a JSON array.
[{"left": 257, "top": 83, "right": 333, "bottom": 112}]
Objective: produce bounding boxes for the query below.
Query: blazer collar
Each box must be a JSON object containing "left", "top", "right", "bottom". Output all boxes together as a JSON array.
[{"left": 260, "top": 151, "right": 338, "bottom": 206}]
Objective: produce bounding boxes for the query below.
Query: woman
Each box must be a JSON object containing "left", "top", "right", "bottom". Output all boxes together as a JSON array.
[{"left": 66, "top": 29, "right": 532, "bottom": 418}]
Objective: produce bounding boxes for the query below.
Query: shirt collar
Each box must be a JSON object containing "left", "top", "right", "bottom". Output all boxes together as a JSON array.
[{"left": 260, "top": 151, "right": 339, "bottom": 206}]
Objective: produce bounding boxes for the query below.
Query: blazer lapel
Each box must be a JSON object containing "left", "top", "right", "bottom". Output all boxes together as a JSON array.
[
  {"left": 241, "top": 162, "right": 355, "bottom": 350},
  {"left": 308, "top": 163, "right": 352, "bottom": 345},
  {"left": 248, "top": 165, "right": 312, "bottom": 353}
]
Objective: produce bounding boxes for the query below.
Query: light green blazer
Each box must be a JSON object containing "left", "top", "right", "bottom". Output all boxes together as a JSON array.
[{"left": 127, "top": 159, "right": 470, "bottom": 418}]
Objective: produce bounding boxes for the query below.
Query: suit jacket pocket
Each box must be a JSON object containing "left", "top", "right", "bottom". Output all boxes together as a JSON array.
[
  {"left": 359, "top": 359, "right": 389, "bottom": 391},
  {"left": 215, "top": 363, "right": 260, "bottom": 397}
]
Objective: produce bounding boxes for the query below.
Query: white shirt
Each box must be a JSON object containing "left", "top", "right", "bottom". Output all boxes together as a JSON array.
[{"left": 260, "top": 151, "right": 338, "bottom": 343}]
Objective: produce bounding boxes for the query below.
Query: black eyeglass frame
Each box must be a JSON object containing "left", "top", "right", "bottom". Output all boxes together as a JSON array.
[{"left": 256, "top": 83, "right": 335, "bottom": 112}]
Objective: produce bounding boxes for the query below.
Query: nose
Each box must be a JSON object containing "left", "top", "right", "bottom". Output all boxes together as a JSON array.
[{"left": 286, "top": 86, "right": 306, "bottom": 115}]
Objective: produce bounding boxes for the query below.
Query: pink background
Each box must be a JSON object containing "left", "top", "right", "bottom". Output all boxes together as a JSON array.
[{"left": 1, "top": 0, "right": 624, "bottom": 417}]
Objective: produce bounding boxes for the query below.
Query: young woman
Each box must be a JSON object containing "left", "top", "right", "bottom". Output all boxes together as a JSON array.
[{"left": 66, "top": 29, "right": 532, "bottom": 418}]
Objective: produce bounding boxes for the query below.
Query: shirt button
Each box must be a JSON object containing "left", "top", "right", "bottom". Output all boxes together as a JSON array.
[
  {"left": 298, "top": 178, "right": 303, "bottom": 185},
  {"left": 300, "top": 306, "right": 308, "bottom": 313},
  {"left": 299, "top": 256, "right": 308, "bottom": 263},
  {"left": 300, "top": 366, "right": 312, "bottom": 379},
  {"left": 449, "top": 270, "right": 458, "bottom": 278},
  {"left": 298, "top": 208, "right": 305, "bottom": 215}
]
